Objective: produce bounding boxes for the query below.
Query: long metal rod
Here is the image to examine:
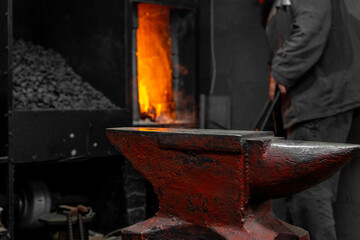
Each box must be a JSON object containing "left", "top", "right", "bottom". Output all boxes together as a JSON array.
[
  {"left": 7, "top": 0, "right": 12, "bottom": 112},
  {"left": 7, "top": 0, "right": 14, "bottom": 237},
  {"left": 260, "top": 91, "right": 280, "bottom": 131},
  {"left": 0, "top": 0, "right": 10, "bottom": 157},
  {"left": 7, "top": 162, "right": 14, "bottom": 238},
  {"left": 253, "top": 90, "right": 280, "bottom": 131},
  {"left": 209, "top": 0, "right": 216, "bottom": 95}
]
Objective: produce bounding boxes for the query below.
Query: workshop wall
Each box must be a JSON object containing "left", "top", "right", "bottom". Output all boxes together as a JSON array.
[{"left": 210, "top": 0, "right": 269, "bottom": 130}]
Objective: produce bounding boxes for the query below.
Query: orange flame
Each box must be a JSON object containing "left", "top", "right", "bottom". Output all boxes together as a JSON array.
[{"left": 137, "top": 3, "right": 175, "bottom": 122}]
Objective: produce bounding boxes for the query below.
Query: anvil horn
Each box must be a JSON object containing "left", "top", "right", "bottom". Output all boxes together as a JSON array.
[{"left": 248, "top": 139, "right": 360, "bottom": 200}]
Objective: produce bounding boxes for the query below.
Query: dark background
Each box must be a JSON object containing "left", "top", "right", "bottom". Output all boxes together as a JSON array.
[{"left": 4, "top": 0, "right": 359, "bottom": 239}]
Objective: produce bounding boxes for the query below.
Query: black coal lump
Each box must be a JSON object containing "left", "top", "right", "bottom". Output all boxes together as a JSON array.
[{"left": 12, "top": 40, "right": 119, "bottom": 110}]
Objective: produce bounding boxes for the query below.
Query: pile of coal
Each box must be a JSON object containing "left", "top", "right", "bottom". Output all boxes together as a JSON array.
[{"left": 12, "top": 40, "right": 119, "bottom": 110}]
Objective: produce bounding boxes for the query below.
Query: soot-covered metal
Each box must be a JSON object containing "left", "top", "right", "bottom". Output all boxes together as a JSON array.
[{"left": 107, "top": 127, "right": 360, "bottom": 240}]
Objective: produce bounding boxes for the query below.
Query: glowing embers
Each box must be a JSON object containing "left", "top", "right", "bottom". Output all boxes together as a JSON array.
[{"left": 137, "top": 3, "right": 175, "bottom": 123}]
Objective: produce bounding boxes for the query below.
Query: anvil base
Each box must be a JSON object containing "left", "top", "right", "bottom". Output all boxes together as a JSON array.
[{"left": 121, "top": 201, "right": 310, "bottom": 240}]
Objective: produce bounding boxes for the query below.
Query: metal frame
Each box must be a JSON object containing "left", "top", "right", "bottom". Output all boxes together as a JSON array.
[
  {"left": 1, "top": 0, "right": 133, "bottom": 237},
  {"left": 0, "top": 0, "right": 13, "bottom": 236},
  {"left": 0, "top": 0, "right": 203, "bottom": 237},
  {"left": 2, "top": 2, "right": 134, "bottom": 161},
  {"left": 0, "top": 0, "right": 11, "bottom": 158},
  {"left": 9, "top": 109, "right": 131, "bottom": 164}
]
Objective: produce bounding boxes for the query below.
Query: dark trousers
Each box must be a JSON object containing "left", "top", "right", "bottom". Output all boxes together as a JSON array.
[{"left": 285, "top": 109, "right": 359, "bottom": 240}]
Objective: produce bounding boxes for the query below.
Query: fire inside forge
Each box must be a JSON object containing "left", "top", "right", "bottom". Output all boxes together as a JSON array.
[{"left": 137, "top": 4, "right": 175, "bottom": 122}]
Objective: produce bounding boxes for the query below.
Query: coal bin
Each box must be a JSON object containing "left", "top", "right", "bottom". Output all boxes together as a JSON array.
[{"left": 12, "top": 40, "right": 119, "bottom": 110}]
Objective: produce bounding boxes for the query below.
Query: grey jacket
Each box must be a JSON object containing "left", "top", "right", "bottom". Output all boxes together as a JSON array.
[{"left": 267, "top": 0, "right": 360, "bottom": 128}]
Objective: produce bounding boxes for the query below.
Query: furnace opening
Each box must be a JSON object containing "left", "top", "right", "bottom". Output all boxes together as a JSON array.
[
  {"left": 133, "top": 3, "right": 197, "bottom": 126},
  {"left": 137, "top": 3, "right": 175, "bottom": 123}
]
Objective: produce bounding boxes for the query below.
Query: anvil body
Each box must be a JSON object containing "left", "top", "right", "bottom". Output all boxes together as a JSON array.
[{"left": 106, "top": 127, "right": 360, "bottom": 240}]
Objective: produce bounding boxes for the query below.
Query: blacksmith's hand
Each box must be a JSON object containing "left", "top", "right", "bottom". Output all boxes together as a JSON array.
[{"left": 269, "top": 76, "right": 287, "bottom": 101}]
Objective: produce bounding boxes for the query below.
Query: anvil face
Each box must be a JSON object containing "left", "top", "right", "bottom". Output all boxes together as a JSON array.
[
  {"left": 108, "top": 128, "right": 272, "bottom": 225},
  {"left": 106, "top": 127, "right": 360, "bottom": 240}
]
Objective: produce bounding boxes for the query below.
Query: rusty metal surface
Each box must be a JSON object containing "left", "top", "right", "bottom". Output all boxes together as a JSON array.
[
  {"left": 247, "top": 138, "right": 360, "bottom": 200},
  {"left": 106, "top": 127, "right": 360, "bottom": 240}
]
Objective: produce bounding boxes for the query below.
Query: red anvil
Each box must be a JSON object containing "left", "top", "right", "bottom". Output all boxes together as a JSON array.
[{"left": 106, "top": 127, "right": 360, "bottom": 240}]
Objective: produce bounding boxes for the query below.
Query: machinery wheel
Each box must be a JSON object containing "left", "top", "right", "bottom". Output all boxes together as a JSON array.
[{"left": 16, "top": 180, "right": 51, "bottom": 229}]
